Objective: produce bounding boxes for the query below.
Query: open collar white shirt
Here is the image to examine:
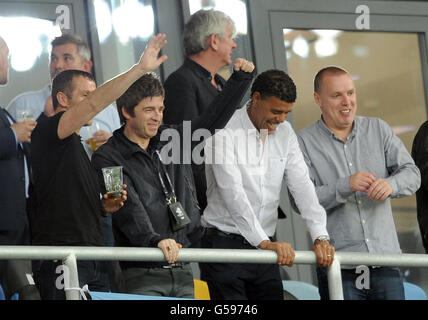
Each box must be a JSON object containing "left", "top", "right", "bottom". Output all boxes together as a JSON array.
[{"left": 202, "top": 103, "right": 328, "bottom": 247}]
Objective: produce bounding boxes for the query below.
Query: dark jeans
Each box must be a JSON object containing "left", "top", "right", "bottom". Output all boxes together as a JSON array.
[
  {"left": 317, "top": 266, "right": 405, "bottom": 300},
  {"left": 200, "top": 233, "right": 283, "bottom": 300},
  {"left": 34, "top": 260, "right": 110, "bottom": 300},
  {"left": 122, "top": 264, "right": 194, "bottom": 298}
]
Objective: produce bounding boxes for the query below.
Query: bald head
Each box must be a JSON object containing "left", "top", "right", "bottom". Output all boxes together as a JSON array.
[
  {"left": 314, "top": 66, "right": 349, "bottom": 94},
  {"left": 0, "top": 36, "right": 9, "bottom": 85}
]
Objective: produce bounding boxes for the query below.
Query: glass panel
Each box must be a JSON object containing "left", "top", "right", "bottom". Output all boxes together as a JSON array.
[
  {"left": 0, "top": 17, "right": 61, "bottom": 107},
  {"left": 283, "top": 29, "right": 427, "bottom": 289},
  {"left": 92, "top": 0, "right": 155, "bottom": 82},
  {"left": 187, "top": 0, "right": 253, "bottom": 80}
]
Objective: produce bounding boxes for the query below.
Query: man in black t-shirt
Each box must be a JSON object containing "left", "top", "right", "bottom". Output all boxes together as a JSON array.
[{"left": 30, "top": 34, "right": 168, "bottom": 299}]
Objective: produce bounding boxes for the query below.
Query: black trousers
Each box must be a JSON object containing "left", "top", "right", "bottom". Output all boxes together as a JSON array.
[
  {"left": 200, "top": 233, "right": 283, "bottom": 300},
  {"left": 0, "top": 227, "right": 40, "bottom": 300}
]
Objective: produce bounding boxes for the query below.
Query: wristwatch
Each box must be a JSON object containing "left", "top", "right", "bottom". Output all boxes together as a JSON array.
[{"left": 315, "top": 235, "right": 330, "bottom": 243}]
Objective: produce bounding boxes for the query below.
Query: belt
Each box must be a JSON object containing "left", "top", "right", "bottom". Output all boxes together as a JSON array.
[
  {"left": 205, "top": 228, "right": 250, "bottom": 245},
  {"left": 161, "top": 262, "right": 187, "bottom": 269}
]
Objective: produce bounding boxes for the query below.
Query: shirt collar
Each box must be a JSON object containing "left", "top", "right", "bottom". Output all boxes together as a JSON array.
[
  {"left": 114, "top": 126, "right": 149, "bottom": 159},
  {"left": 316, "top": 116, "right": 359, "bottom": 141},
  {"left": 184, "top": 58, "right": 212, "bottom": 80},
  {"left": 239, "top": 100, "right": 263, "bottom": 137},
  {"left": 240, "top": 100, "right": 256, "bottom": 129}
]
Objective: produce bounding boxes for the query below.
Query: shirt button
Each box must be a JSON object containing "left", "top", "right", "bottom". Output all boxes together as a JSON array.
[
  {"left": 344, "top": 145, "right": 347, "bottom": 149},
  {"left": 358, "top": 200, "right": 362, "bottom": 204},
  {"left": 362, "top": 219, "right": 366, "bottom": 224},
  {"left": 366, "top": 238, "right": 370, "bottom": 242},
  {"left": 349, "top": 163, "right": 353, "bottom": 167}
]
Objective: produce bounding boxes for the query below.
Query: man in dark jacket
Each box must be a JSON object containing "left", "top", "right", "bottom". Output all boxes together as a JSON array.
[
  {"left": 412, "top": 121, "right": 428, "bottom": 252},
  {"left": 163, "top": 9, "right": 237, "bottom": 211},
  {"left": 0, "top": 36, "right": 40, "bottom": 300},
  {"left": 91, "top": 58, "right": 254, "bottom": 298}
]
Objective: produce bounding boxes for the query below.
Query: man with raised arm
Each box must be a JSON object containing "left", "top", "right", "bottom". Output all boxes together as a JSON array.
[{"left": 30, "top": 34, "right": 167, "bottom": 300}]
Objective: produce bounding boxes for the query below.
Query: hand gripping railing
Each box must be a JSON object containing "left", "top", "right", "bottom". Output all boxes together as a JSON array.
[{"left": 0, "top": 246, "right": 428, "bottom": 300}]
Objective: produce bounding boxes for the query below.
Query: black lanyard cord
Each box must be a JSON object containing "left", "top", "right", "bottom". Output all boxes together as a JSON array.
[{"left": 155, "top": 150, "right": 176, "bottom": 204}]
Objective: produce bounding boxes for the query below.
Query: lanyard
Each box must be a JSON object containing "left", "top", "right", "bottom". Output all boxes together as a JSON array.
[{"left": 155, "top": 150, "right": 177, "bottom": 205}]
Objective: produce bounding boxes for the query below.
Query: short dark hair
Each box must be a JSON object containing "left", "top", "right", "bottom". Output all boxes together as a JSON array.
[
  {"left": 251, "top": 69, "right": 296, "bottom": 103},
  {"left": 51, "top": 33, "right": 91, "bottom": 62},
  {"left": 51, "top": 69, "right": 95, "bottom": 110},
  {"left": 116, "top": 73, "right": 165, "bottom": 125},
  {"left": 314, "top": 66, "right": 348, "bottom": 93}
]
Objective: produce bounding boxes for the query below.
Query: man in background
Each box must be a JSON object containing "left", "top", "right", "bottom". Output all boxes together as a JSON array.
[
  {"left": 7, "top": 33, "right": 120, "bottom": 157},
  {"left": 163, "top": 9, "right": 237, "bottom": 211}
]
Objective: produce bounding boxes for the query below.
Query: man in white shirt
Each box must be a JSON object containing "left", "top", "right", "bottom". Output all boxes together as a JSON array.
[
  {"left": 7, "top": 33, "right": 120, "bottom": 157},
  {"left": 201, "top": 69, "right": 334, "bottom": 300}
]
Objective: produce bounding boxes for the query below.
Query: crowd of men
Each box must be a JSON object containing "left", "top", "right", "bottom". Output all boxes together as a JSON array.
[{"left": 0, "top": 9, "right": 426, "bottom": 301}]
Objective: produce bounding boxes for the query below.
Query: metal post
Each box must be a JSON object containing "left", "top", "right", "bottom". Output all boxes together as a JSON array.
[
  {"left": 327, "top": 258, "right": 344, "bottom": 300},
  {"left": 63, "top": 253, "right": 81, "bottom": 300}
]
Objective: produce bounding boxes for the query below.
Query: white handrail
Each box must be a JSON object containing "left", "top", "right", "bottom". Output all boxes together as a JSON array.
[{"left": 1, "top": 246, "right": 427, "bottom": 300}]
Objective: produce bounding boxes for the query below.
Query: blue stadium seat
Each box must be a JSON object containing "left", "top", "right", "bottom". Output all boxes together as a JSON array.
[
  {"left": 282, "top": 280, "right": 320, "bottom": 300},
  {"left": 404, "top": 282, "right": 427, "bottom": 300},
  {"left": 0, "top": 285, "right": 5, "bottom": 300},
  {"left": 89, "top": 291, "right": 192, "bottom": 300}
]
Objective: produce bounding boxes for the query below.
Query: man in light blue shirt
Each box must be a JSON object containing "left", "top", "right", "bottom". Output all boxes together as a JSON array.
[
  {"left": 297, "top": 66, "right": 420, "bottom": 300},
  {"left": 7, "top": 33, "right": 120, "bottom": 157}
]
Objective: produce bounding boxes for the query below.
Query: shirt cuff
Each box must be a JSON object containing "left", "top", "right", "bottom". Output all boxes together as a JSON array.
[
  {"left": 385, "top": 177, "right": 398, "bottom": 198},
  {"left": 10, "top": 127, "right": 19, "bottom": 147},
  {"left": 336, "top": 176, "right": 353, "bottom": 202},
  {"left": 307, "top": 225, "right": 329, "bottom": 244}
]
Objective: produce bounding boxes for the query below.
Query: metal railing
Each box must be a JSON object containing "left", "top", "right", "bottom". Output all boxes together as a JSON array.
[{"left": 0, "top": 245, "right": 427, "bottom": 300}]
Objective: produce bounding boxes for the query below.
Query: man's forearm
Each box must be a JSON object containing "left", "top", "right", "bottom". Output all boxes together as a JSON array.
[
  {"left": 58, "top": 65, "right": 146, "bottom": 140},
  {"left": 192, "top": 70, "right": 254, "bottom": 135}
]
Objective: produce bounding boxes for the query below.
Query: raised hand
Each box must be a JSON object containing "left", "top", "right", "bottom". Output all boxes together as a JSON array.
[
  {"left": 137, "top": 33, "right": 168, "bottom": 73},
  {"left": 233, "top": 58, "right": 255, "bottom": 73}
]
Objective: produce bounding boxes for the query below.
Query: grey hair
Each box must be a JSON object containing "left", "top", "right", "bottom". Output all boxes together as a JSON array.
[
  {"left": 51, "top": 33, "right": 91, "bottom": 62},
  {"left": 183, "top": 9, "right": 236, "bottom": 56}
]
